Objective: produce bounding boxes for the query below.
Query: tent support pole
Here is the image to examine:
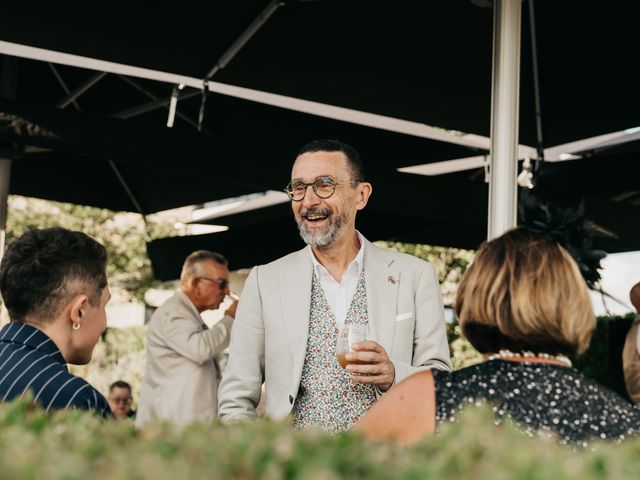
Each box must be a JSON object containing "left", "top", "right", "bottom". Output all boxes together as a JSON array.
[
  {"left": 114, "top": 0, "right": 284, "bottom": 121},
  {"left": 113, "top": 90, "right": 199, "bottom": 120},
  {"left": 0, "top": 158, "right": 11, "bottom": 261},
  {"left": 528, "top": 0, "right": 545, "bottom": 160},
  {"left": 0, "top": 55, "right": 17, "bottom": 261},
  {"left": 108, "top": 161, "right": 146, "bottom": 218},
  {"left": 57, "top": 71, "right": 107, "bottom": 109},
  {"left": 488, "top": 0, "right": 521, "bottom": 240},
  {"left": 48, "top": 63, "right": 82, "bottom": 111},
  {"left": 205, "top": 0, "right": 284, "bottom": 78},
  {"left": 114, "top": 76, "right": 207, "bottom": 131}
]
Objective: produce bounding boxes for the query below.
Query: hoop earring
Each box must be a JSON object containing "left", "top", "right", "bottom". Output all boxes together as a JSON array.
[{"left": 72, "top": 322, "right": 80, "bottom": 330}]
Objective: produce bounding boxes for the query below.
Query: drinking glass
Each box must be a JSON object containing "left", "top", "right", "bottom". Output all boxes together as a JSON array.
[{"left": 336, "top": 324, "right": 368, "bottom": 368}]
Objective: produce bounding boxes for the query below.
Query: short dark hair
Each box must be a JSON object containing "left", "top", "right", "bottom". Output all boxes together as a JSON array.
[
  {"left": 180, "top": 250, "right": 228, "bottom": 282},
  {"left": 297, "top": 139, "right": 365, "bottom": 181},
  {"left": 109, "top": 380, "right": 132, "bottom": 393},
  {"left": 0, "top": 227, "right": 108, "bottom": 324}
]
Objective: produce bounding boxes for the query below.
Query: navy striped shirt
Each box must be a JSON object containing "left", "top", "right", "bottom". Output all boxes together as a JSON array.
[{"left": 0, "top": 322, "right": 111, "bottom": 417}]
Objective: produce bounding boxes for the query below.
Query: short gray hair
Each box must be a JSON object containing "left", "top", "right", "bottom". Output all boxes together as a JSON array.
[{"left": 180, "top": 250, "right": 228, "bottom": 283}]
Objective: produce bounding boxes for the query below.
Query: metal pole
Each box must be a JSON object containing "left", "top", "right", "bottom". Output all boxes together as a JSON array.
[
  {"left": 114, "top": 89, "right": 200, "bottom": 120},
  {"left": 0, "top": 158, "right": 11, "bottom": 259},
  {"left": 488, "top": 0, "right": 521, "bottom": 239},
  {"left": 56, "top": 71, "right": 107, "bottom": 109},
  {"left": 528, "top": 0, "right": 544, "bottom": 161},
  {"left": 48, "top": 63, "right": 82, "bottom": 111},
  {"left": 115, "top": 0, "right": 284, "bottom": 121},
  {"left": 116, "top": 75, "right": 206, "bottom": 129},
  {"left": 205, "top": 0, "right": 284, "bottom": 78},
  {"left": 108, "top": 161, "right": 146, "bottom": 217},
  {"left": 0, "top": 55, "right": 17, "bottom": 262}
]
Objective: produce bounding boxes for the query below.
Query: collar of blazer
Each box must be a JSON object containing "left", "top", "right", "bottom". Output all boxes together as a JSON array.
[
  {"left": 175, "top": 289, "right": 207, "bottom": 328},
  {"left": 281, "top": 236, "right": 400, "bottom": 386}
]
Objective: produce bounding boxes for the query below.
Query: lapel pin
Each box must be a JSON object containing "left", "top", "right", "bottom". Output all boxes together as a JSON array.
[{"left": 388, "top": 275, "right": 396, "bottom": 285}]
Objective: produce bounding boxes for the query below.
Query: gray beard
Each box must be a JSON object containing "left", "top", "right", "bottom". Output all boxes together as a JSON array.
[{"left": 296, "top": 208, "right": 349, "bottom": 248}]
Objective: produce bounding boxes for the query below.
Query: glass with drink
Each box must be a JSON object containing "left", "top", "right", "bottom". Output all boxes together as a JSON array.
[{"left": 336, "top": 324, "right": 368, "bottom": 368}]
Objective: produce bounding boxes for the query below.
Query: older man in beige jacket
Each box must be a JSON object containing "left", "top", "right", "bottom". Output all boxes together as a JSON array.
[
  {"left": 218, "top": 140, "right": 451, "bottom": 432},
  {"left": 136, "top": 251, "right": 237, "bottom": 428}
]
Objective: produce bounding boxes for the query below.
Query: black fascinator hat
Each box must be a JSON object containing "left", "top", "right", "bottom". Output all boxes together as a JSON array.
[{"left": 518, "top": 191, "right": 610, "bottom": 290}]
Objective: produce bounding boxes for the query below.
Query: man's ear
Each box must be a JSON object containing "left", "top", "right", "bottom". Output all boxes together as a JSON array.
[
  {"left": 68, "top": 294, "right": 89, "bottom": 327},
  {"left": 356, "top": 182, "right": 372, "bottom": 211}
]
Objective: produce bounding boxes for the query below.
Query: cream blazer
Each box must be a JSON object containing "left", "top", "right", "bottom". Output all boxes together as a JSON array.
[
  {"left": 218, "top": 238, "right": 451, "bottom": 422},
  {"left": 135, "top": 290, "right": 234, "bottom": 427}
]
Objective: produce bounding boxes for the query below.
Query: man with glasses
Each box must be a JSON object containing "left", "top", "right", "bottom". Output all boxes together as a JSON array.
[
  {"left": 136, "top": 250, "right": 237, "bottom": 427},
  {"left": 219, "top": 139, "right": 451, "bottom": 432}
]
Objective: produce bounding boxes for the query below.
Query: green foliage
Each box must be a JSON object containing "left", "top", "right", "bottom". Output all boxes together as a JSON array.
[
  {"left": 573, "top": 317, "right": 613, "bottom": 390},
  {"left": 377, "top": 242, "right": 473, "bottom": 275},
  {"left": 70, "top": 327, "right": 147, "bottom": 408},
  {"left": 573, "top": 313, "right": 637, "bottom": 399},
  {"left": 376, "top": 242, "right": 474, "bottom": 305},
  {"left": 1, "top": 399, "right": 640, "bottom": 479},
  {"left": 377, "top": 242, "right": 474, "bottom": 280},
  {"left": 447, "top": 324, "right": 483, "bottom": 370},
  {"left": 6, "top": 196, "right": 176, "bottom": 301}
]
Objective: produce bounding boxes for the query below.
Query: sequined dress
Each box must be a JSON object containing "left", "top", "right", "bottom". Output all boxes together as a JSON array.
[{"left": 432, "top": 359, "right": 640, "bottom": 445}]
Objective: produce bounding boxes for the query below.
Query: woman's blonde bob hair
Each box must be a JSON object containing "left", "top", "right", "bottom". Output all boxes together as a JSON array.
[{"left": 455, "top": 228, "right": 596, "bottom": 356}]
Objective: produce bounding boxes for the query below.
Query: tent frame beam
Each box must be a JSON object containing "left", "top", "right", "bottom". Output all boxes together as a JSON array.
[
  {"left": 115, "top": 75, "right": 205, "bottom": 131},
  {"left": 0, "top": 40, "right": 499, "bottom": 152}
]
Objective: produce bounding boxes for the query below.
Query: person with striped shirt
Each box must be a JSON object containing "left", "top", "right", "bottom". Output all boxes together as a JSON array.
[{"left": 0, "top": 227, "right": 112, "bottom": 416}]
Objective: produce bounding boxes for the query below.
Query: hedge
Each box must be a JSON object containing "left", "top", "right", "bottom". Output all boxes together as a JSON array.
[
  {"left": 1, "top": 314, "right": 638, "bottom": 479},
  {"left": 2, "top": 397, "right": 640, "bottom": 479}
]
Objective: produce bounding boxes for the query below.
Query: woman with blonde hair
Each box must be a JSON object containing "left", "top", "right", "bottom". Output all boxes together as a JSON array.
[{"left": 356, "top": 204, "right": 640, "bottom": 445}]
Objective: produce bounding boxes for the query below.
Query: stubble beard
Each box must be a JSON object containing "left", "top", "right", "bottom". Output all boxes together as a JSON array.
[{"left": 296, "top": 208, "right": 349, "bottom": 249}]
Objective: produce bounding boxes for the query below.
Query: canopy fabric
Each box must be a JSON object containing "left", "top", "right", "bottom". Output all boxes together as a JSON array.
[
  {"left": 1, "top": 0, "right": 639, "bottom": 272},
  {"left": 0, "top": 97, "right": 478, "bottom": 213},
  {"left": 148, "top": 143, "right": 640, "bottom": 280},
  {"left": 148, "top": 205, "right": 486, "bottom": 280},
  {"left": 2, "top": 1, "right": 638, "bottom": 148}
]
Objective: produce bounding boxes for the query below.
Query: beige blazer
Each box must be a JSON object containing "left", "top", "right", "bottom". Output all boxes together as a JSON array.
[
  {"left": 218, "top": 238, "right": 451, "bottom": 422},
  {"left": 135, "top": 290, "right": 234, "bottom": 427}
]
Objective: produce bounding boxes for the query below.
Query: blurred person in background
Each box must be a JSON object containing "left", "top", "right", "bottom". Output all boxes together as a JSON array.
[
  {"left": 0, "top": 227, "right": 111, "bottom": 417},
  {"left": 622, "top": 282, "right": 640, "bottom": 404},
  {"left": 136, "top": 250, "right": 237, "bottom": 428},
  {"left": 108, "top": 380, "right": 135, "bottom": 420}
]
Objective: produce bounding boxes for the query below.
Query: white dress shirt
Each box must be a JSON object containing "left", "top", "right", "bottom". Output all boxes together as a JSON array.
[{"left": 309, "top": 231, "right": 365, "bottom": 328}]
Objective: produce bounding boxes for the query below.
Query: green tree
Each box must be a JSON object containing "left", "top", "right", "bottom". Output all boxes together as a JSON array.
[
  {"left": 376, "top": 241, "right": 483, "bottom": 369},
  {"left": 6, "top": 196, "right": 177, "bottom": 301},
  {"left": 376, "top": 241, "right": 474, "bottom": 305}
]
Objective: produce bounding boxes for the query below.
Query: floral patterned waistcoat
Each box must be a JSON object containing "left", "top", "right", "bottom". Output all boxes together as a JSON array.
[{"left": 292, "top": 271, "right": 377, "bottom": 433}]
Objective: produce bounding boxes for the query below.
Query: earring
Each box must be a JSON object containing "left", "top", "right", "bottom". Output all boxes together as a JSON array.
[{"left": 72, "top": 322, "right": 80, "bottom": 330}]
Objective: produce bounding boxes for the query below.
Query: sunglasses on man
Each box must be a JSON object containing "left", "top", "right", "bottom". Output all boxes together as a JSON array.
[{"left": 196, "top": 277, "right": 229, "bottom": 290}]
